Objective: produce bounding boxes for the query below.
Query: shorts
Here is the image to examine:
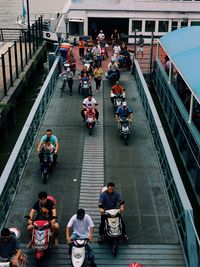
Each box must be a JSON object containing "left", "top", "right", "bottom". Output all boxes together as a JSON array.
[{"left": 137, "top": 47, "right": 144, "bottom": 52}]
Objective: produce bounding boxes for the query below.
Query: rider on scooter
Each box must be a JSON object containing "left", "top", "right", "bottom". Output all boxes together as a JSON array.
[
  {"left": 98, "top": 182, "right": 128, "bottom": 243},
  {"left": 27, "top": 191, "right": 59, "bottom": 248},
  {"left": 66, "top": 208, "right": 97, "bottom": 267},
  {"left": 78, "top": 66, "right": 91, "bottom": 93},
  {"left": 0, "top": 228, "right": 23, "bottom": 266},
  {"left": 81, "top": 93, "right": 99, "bottom": 123},
  {"left": 111, "top": 81, "right": 125, "bottom": 105},
  {"left": 116, "top": 102, "right": 133, "bottom": 121},
  {"left": 37, "top": 129, "right": 59, "bottom": 166}
]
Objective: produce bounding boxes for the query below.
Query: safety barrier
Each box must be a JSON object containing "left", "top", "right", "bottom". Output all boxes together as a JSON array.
[
  {"left": 0, "top": 56, "right": 60, "bottom": 228},
  {"left": 0, "top": 17, "right": 43, "bottom": 99},
  {"left": 153, "top": 59, "right": 200, "bottom": 205},
  {"left": 132, "top": 58, "right": 199, "bottom": 267}
]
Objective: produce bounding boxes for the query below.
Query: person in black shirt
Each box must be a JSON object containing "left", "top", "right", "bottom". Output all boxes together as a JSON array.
[
  {"left": 27, "top": 192, "right": 59, "bottom": 247},
  {"left": 0, "top": 228, "right": 22, "bottom": 266}
]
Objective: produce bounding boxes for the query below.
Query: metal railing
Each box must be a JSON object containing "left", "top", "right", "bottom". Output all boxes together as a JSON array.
[
  {"left": 0, "top": 17, "right": 43, "bottom": 99},
  {"left": 0, "top": 56, "right": 60, "bottom": 228},
  {"left": 152, "top": 59, "right": 200, "bottom": 205},
  {"left": 132, "top": 58, "right": 199, "bottom": 267}
]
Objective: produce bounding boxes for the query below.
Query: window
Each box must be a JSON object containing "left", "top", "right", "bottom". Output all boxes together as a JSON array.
[
  {"left": 145, "top": 21, "right": 155, "bottom": 32},
  {"left": 158, "top": 21, "right": 169, "bottom": 32},
  {"left": 132, "top": 20, "right": 142, "bottom": 32},
  {"left": 171, "top": 21, "right": 178, "bottom": 31},
  {"left": 191, "top": 21, "right": 200, "bottom": 26},
  {"left": 181, "top": 19, "right": 188, "bottom": 27}
]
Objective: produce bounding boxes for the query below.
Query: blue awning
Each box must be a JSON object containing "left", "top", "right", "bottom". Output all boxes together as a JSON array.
[{"left": 159, "top": 26, "right": 200, "bottom": 103}]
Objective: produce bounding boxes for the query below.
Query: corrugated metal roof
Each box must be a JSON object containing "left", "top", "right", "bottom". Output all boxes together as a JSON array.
[{"left": 159, "top": 26, "right": 200, "bottom": 103}]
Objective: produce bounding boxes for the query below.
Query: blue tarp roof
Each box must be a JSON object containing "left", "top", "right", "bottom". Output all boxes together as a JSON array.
[{"left": 159, "top": 26, "right": 200, "bottom": 103}]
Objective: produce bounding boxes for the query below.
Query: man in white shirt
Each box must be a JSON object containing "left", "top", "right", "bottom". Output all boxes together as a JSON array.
[
  {"left": 66, "top": 209, "right": 96, "bottom": 267},
  {"left": 113, "top": 43, "right": 121, "bottom": 59},
  {"left": 97, "top": 30, "right": 105, "bottom": 42},
  {"left": 81, "top": 93, "right": 99, "bottom": 122}
]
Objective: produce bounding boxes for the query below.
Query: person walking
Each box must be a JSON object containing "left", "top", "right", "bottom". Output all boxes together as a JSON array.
[
  {"left": 79, "top": 37, "right": 85, "bottom": 60},
  {"left": 93, "top": 65, "right": 104, "bottom": 92}
]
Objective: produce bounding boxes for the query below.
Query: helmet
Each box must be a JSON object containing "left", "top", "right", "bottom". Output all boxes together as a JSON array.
[
  {"left": 77, "top": 208, "right": 85, "bottom": 220},
  {"left": 47, "top": 195, "right": 57, "bottom": 205},
  {"left": 122, "top": 101, "right": 127, "bottom": 106}
]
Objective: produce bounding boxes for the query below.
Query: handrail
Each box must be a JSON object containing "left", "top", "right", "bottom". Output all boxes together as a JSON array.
[
  {"left": 0, "top": 57, "right": 60, "bottom": 227},
  {"left": 132, "top": 58, "right": 198, "bottom": 267}
]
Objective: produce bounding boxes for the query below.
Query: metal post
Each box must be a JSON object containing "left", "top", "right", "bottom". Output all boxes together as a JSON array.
[
  {"left": 35, "top": 20, "right": 39, "bottom": 49},
  {"left": 8, "top": 47, "right": 13, "bottom": 86},
  {"left": 26, "top": 0, "right": 31, "bottom": 35},
  {"left": 168, "top": 61, "right": 172, "bottom": 83},
  {"left": 188, "top": 93, "right": 194, "bottom": 123},
  {"left": 14, "top": 41, "right": 19, "bottom": 79},
  {"left": 24, "top": 32, "right": 28, "bottom": 64},
  {"left": 19, "top": 36, "right": 23, "bottom": 71},
  {"left": 1, "top": 54, "right": 7, "bottom": 96},
  {"left": 32, "top": 25, "right": 35, "bottom": 53},
  {"left": 149, "top": 31, "right": 154, "bottom": 73},
  {"left": 134, "top": 30, "right": 137, "bottom": 58}
]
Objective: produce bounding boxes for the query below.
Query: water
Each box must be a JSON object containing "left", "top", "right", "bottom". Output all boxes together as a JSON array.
[{"left": 0, "top": 0, "right": 67, "bottom": 28}]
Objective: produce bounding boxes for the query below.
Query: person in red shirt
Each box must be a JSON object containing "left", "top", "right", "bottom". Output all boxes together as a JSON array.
[{"left": 111, "top": 81, "right": 125, "bottom": 104}]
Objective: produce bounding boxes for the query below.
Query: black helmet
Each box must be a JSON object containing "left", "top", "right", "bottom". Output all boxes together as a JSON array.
[{"left": 77, "top": 208, "right": 85, "bottom": 220}]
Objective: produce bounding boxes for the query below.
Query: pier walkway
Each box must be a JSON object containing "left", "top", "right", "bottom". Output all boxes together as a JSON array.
[{"left": 4, "top": 64, "right": 186, "bottom": 266}]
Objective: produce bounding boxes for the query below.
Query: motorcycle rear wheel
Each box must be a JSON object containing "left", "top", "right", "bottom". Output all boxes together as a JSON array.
[
  {"left": 42, "top": 172, "right": 48, "bottom": 184},
  {"left": 112, "top": 238, "right": 118, "bottom": 257}
]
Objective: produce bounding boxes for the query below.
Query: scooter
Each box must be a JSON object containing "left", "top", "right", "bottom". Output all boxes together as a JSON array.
[
  {"left": 106, "top": 70, "right": 120, "bottom": 85},
  {"left": 81, "top": 80, "right": 91, "bottom": 96},
  {"left": 99, "top": 202, "right": 124, "bottom": 257},
  {"left": 113, "top": 94, "right": 124, "bottom": 112},
  {"left": 84, "top": 108, "right": 96, "bottom": 135},
  {"left": 40, "top": 150, "right": 53, "bottom": 184},
  {"left": 70, "top": 238, "right": 89, "bottom": 267},
  {"left": 24, "top": 215, "right": 57, "bottom": 267},
  {"left": 118, "top": 117, "right": 131, "bottom": 145},
  {"left": 0, "top": 228, "right": 27, "bottom": 267}
]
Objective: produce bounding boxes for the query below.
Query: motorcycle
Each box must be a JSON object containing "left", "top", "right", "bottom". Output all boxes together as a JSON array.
[
  {"left": 99, "top": 201, "right": 124, "bottom": 257},
  {"left": 70, "top": 238, "right": 89, "bottom": 267},
  {"left": 81, "top": 80, "right": 91, "bottom": 96},
  {"left": 106, "top": 70, "right": 120, "bottom": 85},
  {"left": 118, "top": 117, "right": 131, "bottom": 145},
  {"left": 24, "top": 214, "right": 57, "bottom": 267},
  {"left": 112, "top": 94, "right": 124, "bottom": 112},
  {"left": 0, "top": 228, "right": 27, "bottom": 267},
  {"left": 101, "top": 46, "right": 106, "bottom": 60},
  {"left": 84, "top": 108, "right": 96, "bottom": 135},
  {"left": 118, "top": 55, "right": 132, "bottom": 70},
  {"left": 60, "top": 73, "right": 68, "bottom": 97},
  {"left": 40, "top": 150, "right": 53, "bottom": 184}
]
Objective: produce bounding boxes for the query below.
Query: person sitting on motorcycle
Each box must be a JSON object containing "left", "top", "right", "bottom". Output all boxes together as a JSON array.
[
  {"left": 96, "top": 30, "right": 105, "bottom": 42},
  {"left": 116, "top": 101, "right": 133, "bottom": 121},
  {"left": 37, "top": 129, "right": 59, "bottom": 166},
  {"left": 78, "top": 66, "right": 91, "bottom": 93},
  {"left": 83, "top": 48, "right": 93, "bottom": 62},
  {"left": 119, "top": 48, "right": 132, "bottom": 69},
  {"left": 81, "top": 93, "right": 99, "bottom": 122},
  {"left": 41, "top": 138, "right": 55, "bottom": 163},
  {"left": 98, "top": 182, "right": 128, "bottom": 243},
  {"left": 111, "top": 81, "right": 125, "bottom": 105},
  {"left": 0, "top": 228, "right": 22, "bottom": 266},
  {"left": 27, "top": 191, "right": 59, "bottom": 248},
  {"left": 80, "top": 72, "right": 92, "bottom": 93},
  {"left": 66, "top": 209, "right": 96, "bottom": 267},
  {"left": 107, "top": 58, "right": 119, "bottom": 77}
]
